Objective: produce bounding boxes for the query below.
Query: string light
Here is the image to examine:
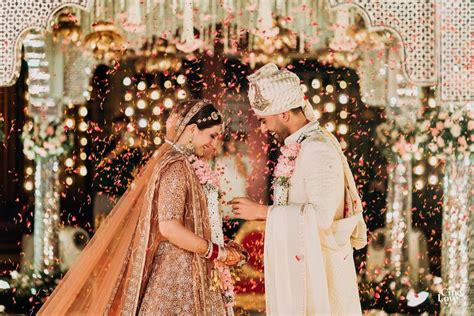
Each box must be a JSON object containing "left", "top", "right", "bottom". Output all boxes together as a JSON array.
[
  {"left": 152, "top": 106, "right": 162, "bottom": 116},
  {"left": 338, "top": 124, "right": 348, "bottom": 135},
  {"left": 338, "top": 94, "right": 348, "bottom": 104},
  {"left": 313, "top": 109, "right": 322, "bottom": 120},
  {"left": 138, "top": 118, "right": 148, "bottom": 128},
  {"left": 123, "top": 77, "right": 131, "bottom": 86},
  {"left": 125, "top": 106, "right": 135, "bottom": 116},
  {"left": 80, "top": 137, "right": 88, "bottom": 146},
  {"left": 24, "top": 181, "right": 33, "bottom": 191},
  {"left": 177, "top": 89, "right": 187, "bottom": 100},
  {"left": 79, "top": 166, "right": 87, "bottom": 176},
  {"left": 65, "top": 118, "right": 75, "bottom": 129},
  {"left": 78, "top": 106, "right": 88, "bottom": 117},
  {"left": 325, "top": 84, "right": 334, "bottom": 93},
  {"left": 80, "top": 152, "right": 87, "bottom": 160},
  {"left": 415, "top": 179, "right": 424, "bottom": 190},
  {"left": 164, "top": 98, "right": 174, "bottom": 109},
  {"left": 339, "top": 81, "right": 347, "bottom": 89},
  {"left": 151, "top": 121, "right": 162, "bottom": 131},
  {"left": 311, "top": 78, "right": 321, "bottom": 89},
  {"left": 301, "top": 84, "right": 308, "bottom": 93},
  {"left": 325, "top": 122, "right": 335, "bottom": 132},
  {"left": 340, "top": 110, "right": 348, "bottom": 119},
  {"left": 150, "top": 90, "right": 160, "bottom": 100},
  {"left": 137, "top": 99, "right": 147, "bottom": 109},
  {"left": 65, "top": 158, "right": 74, "bottom": 168},
  {"left": 312, "top": 95, "right": 321, "bottom": 104},
  {"left": 124, "top": 92, "right": 133, "bottom": 101},
  {"left": 177, "top": 75, "right": 186, "bottom": 85},
  {"left": 26, "top": 167, "right": 33, "bottom": 175},
  {"left": 78, "top": 121, "right": 88, "bottom": 132},
  {"left": 324, "top": 102, "right": 336, "bottom": 113},
  {"left": 428, "top": 174, "right": 438, "bottom": 185},
  {"left": 164, "top": 80, "right": 172, "bottom": 89},
  {"left": 65, "top": 177, "right": 73, "bottom": 185},
  {"left": 414, "top": 165, "right": 425, "bottom": 175},
  {"left": 153, "top": 136, "right": 162, "bottom": 145},
  {"left": 137, "top": 81, "right": 146, "bottom": 91},
  {"left": 428, "top": 156, "right": 438, "bottom": 166}
]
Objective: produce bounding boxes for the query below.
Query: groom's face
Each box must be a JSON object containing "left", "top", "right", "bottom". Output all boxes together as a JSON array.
[{"left": 257, "top": 114, "right": 290, "bottom": 143}]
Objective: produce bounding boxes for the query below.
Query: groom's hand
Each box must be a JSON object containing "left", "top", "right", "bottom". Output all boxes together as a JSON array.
[{"left": 231, "top": 197, "right": 268, "bottom": 220}]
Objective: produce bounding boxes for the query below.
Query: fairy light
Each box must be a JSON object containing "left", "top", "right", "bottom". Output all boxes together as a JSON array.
[
  {"left": 152, "top": 106, "right": 162, "bottom": 116},
  {"left": 65, "top": 158, "right": 74, "bottom": 168},
  {"left": 65, "top": 177, "right": 73, "bottom": 185},
  {"left": 123, "top": 77, "right": 131, "bottom": 86},
  {"left": 164, "top": 98, "right": 174, "bottom": 109},
  {"left": 138, "top": 118, "right": 148, "bottom": 128},
  {"left": 80, "top": 137, "right": 88, "bottom": 146},
  {"left": 79, "top": 166, "right": 87, "bottom": 176},
  {"left": 125, "top": 106, "right": 135, "bottom": 117},
  {"left": 415, "top": 179, "right": 424, "bottom": 190},
  {"left": 150, "top": 90, "right": 160, "bottom": 100},
  {"left": 313, "top": 109, "right": 322, "bottom": 120},
  {"left": 137, "top": 81, "right": 146, "bottom": 91},
  {"left": 301, "top": 84, "right": 308, "bottom": 93},
  {"left": 428, "top": 174, "right": 439, "bottom": 185},
  {"left": 339, "top": 81, "right": 347, "bottom": 89},
  {"left": 65, "top": 118, "right": 75, "bottom": 129},
  {"left": 80, "top": 152, "right": 87, "bottom": 160},
  {"left": 338, "top": 94, "right": 348, "bottom": 104},
  {"left": 177, "top": 89, "right": 187, "bottom": 99},
  {"left": 312, "top": 95, "right": 321, "bottom": 104},
  {"left": 78, "top": 106, "right": 88, "bottom": 117},
  {"left": 78, "top": 121, "right": 88, "bottom": 132},
  {"left": 428, "top": 156, "right": 438, "bottom": 166},
  {"left": 177, "top": 74, "right": 186, "bottom": 85},
  {"left": 338, "top": 124, "right": 348, "bottom": 135},
  {"left": 26, "top": 167, "right": 33, "bottom": 175},
  {"left": 164, "top": 80, "right": 172, "bottom": 89},
  {"left": 414, "top": 151, "right": 423, "bottom": 160},
  {"left": 324, "top": 102, "right": 336, "bottom": 113},
  {"left": 137, "top": 99, "right": 147, "bottom": 109},
  {"left": 325, "top": 84, "right": 334, "bottom": 93},
  {"left": 325, "top": 122, "right": 335, "bottom": 132},
  {"left": 311, "top": 78, "right": 321, "bottom": 89},
  {"left": 340, "top": 110, "right": 348, "bottom": 119},
  {"left": 428, "top": 98, "right": 436, "bottom": 108},
  {"left": 24, "top": 181, "right": 33, "bottom": 191},
  {"left": 151, "top": 121, "right": 161, "bottom": 131},
  {"left": 414, "top": 165, "right": 425, "bottom": 175},
  {"left": 153, "top": 136, "right": 162, "bottom": 145},
  {"left": 124, "top": 92, "right": 133, "bottom": 101}
]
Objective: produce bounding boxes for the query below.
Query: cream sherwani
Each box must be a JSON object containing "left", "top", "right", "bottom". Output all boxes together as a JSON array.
[{"left": 264, "top": 121, "right": 367, "bottom": 315}]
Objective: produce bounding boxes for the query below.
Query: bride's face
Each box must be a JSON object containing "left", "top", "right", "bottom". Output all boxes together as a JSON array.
[{"left": 191, "top": 124, "right": 222, "bottom": 157}]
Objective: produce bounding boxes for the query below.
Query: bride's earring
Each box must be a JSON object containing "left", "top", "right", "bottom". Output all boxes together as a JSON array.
[{"left": 186, "top": 133, "right": 195, "bottom": 154}]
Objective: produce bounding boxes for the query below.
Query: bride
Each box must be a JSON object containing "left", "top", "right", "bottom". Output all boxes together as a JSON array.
[{"left": 39, "top": 99, "right": 246, "bottom": 315}]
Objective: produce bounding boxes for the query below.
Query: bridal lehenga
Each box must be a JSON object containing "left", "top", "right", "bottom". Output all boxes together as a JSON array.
[{"left": 39, "top": 101, "right": 227, "bottom": 315}]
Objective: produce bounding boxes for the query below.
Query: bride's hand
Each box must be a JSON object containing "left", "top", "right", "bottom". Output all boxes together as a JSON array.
[{"left": 221, "top": 247, "right": 243, "bottom": 266}]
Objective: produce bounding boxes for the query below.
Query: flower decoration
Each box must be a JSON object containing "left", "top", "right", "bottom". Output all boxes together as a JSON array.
[
  {"left": 375, "top": 120, "right": 418, "bottom": 162},
  {"left": 21, "top": 116, "right": 71, "bottom": 160},
  {"left": 416, "top": 104, "right": 474, "bottom": 160},
  {"left": 187, "top": 154, "right": 220, "bottom": 188}
]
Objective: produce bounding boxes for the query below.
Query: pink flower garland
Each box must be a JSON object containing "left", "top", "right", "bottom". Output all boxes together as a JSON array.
[
  {"left": 187, "top": 154, "right": 235, "bottom": 306},
  {"left": 273, "top": 142, "right": 302, "bottom": 187},
  {"left": 187, "top": 154, "right": 220, "bottom": 187}
]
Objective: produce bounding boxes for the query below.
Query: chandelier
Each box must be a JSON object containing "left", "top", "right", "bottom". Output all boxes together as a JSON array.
[{"left": 84, "top": 21, "right": 125, "bottom": 64}]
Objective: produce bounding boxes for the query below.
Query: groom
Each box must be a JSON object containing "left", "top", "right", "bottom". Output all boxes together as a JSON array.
[{"left": 232, "top": 63, "right": 367, "bottom": 315}]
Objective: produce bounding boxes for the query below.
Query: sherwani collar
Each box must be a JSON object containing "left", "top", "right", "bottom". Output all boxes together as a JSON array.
[{"left": 284, "top": 120, "right": 320, "bottom": 146}]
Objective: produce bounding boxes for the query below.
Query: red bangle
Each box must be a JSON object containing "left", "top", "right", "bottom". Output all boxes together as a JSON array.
[{"left": 209, "top": 243, "right": 219, "bottom": 260}]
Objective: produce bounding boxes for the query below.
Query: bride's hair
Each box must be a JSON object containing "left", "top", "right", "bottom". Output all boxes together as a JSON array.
[{"left": 181, "top": 100, "right": 223, "bottom": 130}]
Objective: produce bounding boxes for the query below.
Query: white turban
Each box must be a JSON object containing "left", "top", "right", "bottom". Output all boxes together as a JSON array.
[{"left": 247, "top": 63, "right": 317, "bottom": 121}]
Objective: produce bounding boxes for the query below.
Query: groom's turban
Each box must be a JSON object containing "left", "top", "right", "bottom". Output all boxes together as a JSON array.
[{"left": 247, "top": 63, "right": 317, "bottom": 121}]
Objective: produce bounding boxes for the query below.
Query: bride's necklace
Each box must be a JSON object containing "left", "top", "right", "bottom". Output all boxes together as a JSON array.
[{"left": 165, "top": 139, "right": 194, "bottom": 156}]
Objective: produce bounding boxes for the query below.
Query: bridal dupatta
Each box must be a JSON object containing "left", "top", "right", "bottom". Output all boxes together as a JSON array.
[{"left": 39, "top": 101, "right": 219, "bottom": 315}]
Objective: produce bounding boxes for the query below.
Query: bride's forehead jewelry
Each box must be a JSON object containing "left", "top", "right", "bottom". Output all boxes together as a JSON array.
[
  {"left": 175, "top": 99, "right": 210, "bottom": 137},
  {"left": 196, "top": 111, "right": 221, "bottom": 124}
]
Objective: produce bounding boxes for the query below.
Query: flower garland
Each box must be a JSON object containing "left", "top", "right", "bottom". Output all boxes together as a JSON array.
[
  {"left": 187, "top": 154, "right": 236, "bottom": 308},
  {"left": 21, "top": 116, "right": 71, "bottom": 160},
  {"left": 273, "top": 142, "right": 302, "bottom": 188}
]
